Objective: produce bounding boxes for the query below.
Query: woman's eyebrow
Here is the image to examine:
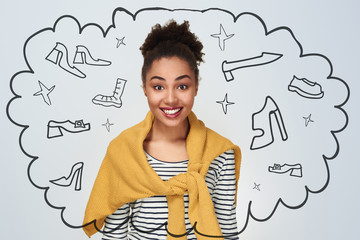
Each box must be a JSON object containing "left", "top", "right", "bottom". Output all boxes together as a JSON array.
[
  {"left": 150, "top": 75, "right": 192, "bottom": 81},
  {"left": 150, "top": 76, "right": 165, "bottom": 81},
  {"left": 175, "top": 75, "right": 191, "bottom": 81}
]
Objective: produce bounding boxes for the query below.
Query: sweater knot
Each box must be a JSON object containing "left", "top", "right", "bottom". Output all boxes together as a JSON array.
[{"left": 166, "top": 171, "right": 204, "bottom": 196}]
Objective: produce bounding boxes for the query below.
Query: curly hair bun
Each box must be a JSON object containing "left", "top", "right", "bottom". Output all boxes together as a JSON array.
[{"left": 140, "top": 20, "right": 204, "bottom": 63}]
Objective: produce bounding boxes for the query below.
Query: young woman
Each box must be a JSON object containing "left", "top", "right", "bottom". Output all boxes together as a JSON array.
[{"left": 83, "top": 20, "right": 241, "bottom": 240}]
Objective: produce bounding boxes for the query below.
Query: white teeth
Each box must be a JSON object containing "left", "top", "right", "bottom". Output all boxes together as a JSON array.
[{"left": 163, "top": 108, "right": 181, "bottom": 115}]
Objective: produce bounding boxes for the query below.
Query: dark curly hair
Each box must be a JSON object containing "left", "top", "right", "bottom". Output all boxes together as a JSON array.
[{"left": 140, "top": 20, "right": 204, "bottom": 85}]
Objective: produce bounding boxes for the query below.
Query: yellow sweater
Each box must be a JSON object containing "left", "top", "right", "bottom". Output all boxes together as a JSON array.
[{"left": 83, "top": 111, "right": 241, "bottom": 239}]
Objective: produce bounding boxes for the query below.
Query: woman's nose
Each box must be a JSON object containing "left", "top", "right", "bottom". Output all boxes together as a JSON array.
[{"left": 164, "top": 89, "right": 178, "bottom": 105}]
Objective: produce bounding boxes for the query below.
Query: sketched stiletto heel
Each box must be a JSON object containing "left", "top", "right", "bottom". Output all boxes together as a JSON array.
[
  {"left": 46, "top": 42, "right": 86, "bottom": 78},
  {"left": 250, "top": 96, "right": 288, "bottom": 150},
  {"left": 50, "top": 162, "right": 84, "bottom": 191},
  {"left": 73, "top": 45, "right": 111, "bottom": 66}
]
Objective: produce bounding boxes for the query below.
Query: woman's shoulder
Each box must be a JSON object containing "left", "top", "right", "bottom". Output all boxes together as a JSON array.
[
  {"left": 212, "top": 149, "right": 235, "bottom": 167},
  {"left": 110, "top": 112, "right": 153, "bottom": 145}
]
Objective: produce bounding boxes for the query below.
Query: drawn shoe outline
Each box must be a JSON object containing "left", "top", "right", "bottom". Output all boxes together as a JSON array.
[
  {"left": 47, "top": 119, "right": 91, "bottom": 139},
  {"left": 50, "top": 162, "right": 84, "bottom": 191},
  {"left": 46, "top": 42, "right": 86, "bottom": 78},
  {"left": 73, "top": 45, "right": 112, "bottom": 66},
  {"left": 92, "top": 78, "right": 127, "bottom": 108},
  {"left": 268, "top": 163, "right": 303, "bottom": 177},
  {"left": 288, "top": 75, "right": 324, "bottom": 99},
  {"left": 222, "top": 52, "right": 283, "bottom": 82},
  {"left": 250, "top": 96, "right": 288, "bottom": 150}
]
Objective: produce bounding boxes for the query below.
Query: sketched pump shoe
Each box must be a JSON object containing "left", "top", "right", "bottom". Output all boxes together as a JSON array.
[{"left": 46, "top": 42, "right": 86, "bottom": 78}]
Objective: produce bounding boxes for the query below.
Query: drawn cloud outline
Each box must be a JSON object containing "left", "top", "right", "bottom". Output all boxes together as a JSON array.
[{"left": 6, "top": 7, "right": 350, "bottom": 235}]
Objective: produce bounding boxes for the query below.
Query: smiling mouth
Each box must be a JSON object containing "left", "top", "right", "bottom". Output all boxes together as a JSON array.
[{"left": 161, "top": 107, "right": 183, "bottom": 115}]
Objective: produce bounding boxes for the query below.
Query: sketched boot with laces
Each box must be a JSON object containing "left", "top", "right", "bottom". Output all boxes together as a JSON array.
[{"left": 92, "top": 78, "right": 127, "bottom": 108}]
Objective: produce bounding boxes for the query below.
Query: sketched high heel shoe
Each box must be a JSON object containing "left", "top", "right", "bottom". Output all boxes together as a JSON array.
[
  {"left": 73, "top": 45, "right": 111, "bottom": 66},
  {"left": 50, "top": 162, "right": 84, "bottom": 191},
  {"left": 250, "top": 96, "right": 288, "bottom": 150},
  {"left": 47, "top": 119, "right": 91, "bottom": 139},
  {"left": 268, "top": 163, "right": 302, "bottom": 177},
  {"left": 92, "top": 78, "right": 127, "bottom": 108},
  {"left": 46, "top": 42, "right": 86, "bottom": 78}
]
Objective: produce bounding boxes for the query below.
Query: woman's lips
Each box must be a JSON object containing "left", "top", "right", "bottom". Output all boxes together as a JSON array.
[{"left": 161, "top": 107, "right": 183, "bottom": 118}]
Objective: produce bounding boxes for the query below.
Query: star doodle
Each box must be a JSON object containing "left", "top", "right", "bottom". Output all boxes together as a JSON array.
[
  {"left": 116, "top": 37, "right": 126, "bottom": 48},
  {"left": 216, "top": 93, "right": 235, "bottom": 114},
  {"left": 211, "top": 24, "right": 234, "bottom": 51},
  {"left": 303, "top": 114, "right": 314, "bottom": 127},
  {"left": 253, "top": 182, "right": 261, "bottom": 191},
  {"left": 102, "top": 118, "right": 114, "bottom": 132},
  {"left": 33, "top": 80, "right": 55, "bottom": 105}
]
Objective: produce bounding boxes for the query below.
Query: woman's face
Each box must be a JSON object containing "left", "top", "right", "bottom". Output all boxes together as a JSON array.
[{"left": 143, "top": 56, "right": 198, "bottom": 129}]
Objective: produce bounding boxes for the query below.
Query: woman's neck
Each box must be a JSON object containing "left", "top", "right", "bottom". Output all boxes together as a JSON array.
[{"left": 148, "top": 118, "right": 190, "bottom": 142}]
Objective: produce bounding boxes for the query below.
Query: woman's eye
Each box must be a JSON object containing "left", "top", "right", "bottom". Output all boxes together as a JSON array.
[
  {"left": 178, "top": 84, "right": 188, "bottom": 90},
  {"left": 154, "top": 85, "right": 163, "bottom": 90}
]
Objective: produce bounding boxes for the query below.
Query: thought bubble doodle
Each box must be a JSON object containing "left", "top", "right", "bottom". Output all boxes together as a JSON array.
[{"left": 7, "top": 7, "right": 349, "bottom": 236}]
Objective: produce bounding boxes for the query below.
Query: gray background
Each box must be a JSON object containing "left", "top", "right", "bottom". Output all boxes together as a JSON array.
[{"left": 1, "top": 0, "right": 359, "bottom": 239}]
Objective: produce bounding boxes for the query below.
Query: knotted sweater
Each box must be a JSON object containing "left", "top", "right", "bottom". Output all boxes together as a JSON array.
[{"left": 83, "top": 111, "right": 241, "bottom": 239}]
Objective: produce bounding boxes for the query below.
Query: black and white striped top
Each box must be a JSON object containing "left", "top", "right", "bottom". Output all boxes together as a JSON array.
[{"left": 102, "top": 149, "right": 238, "bottom": 240}]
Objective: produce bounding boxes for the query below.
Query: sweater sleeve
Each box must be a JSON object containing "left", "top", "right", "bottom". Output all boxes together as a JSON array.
[
  {"left": 101, "top": 203, "right": 130, "bottom": 240},
  {"left": 207, "top": 149, "right": 239, "bottom": 240}
]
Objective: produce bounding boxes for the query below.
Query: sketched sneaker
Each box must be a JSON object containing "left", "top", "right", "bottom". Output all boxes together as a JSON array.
[
  {"left": 288, "top": 75, "right": 324, "bottom": 99},
  {"left": 92, "top": 78, "right": 127, "bottom": 108},
  {"left": 47, "top": 119, "right": 91, "bottom": 138}
]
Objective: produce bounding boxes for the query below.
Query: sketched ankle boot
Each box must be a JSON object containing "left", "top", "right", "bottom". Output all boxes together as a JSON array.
[
  {"left": 92, "top": 78, "right": 127, "bottom": 108},
  {"left": 250, "top": 96, "right": 288, "bottom": 150}
]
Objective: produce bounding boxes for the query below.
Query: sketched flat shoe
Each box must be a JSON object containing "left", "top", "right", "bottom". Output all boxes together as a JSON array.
[
  {"left": 47, "top": 119, "right": 91, "bottom": 138},
  {"left": 46, "top": 42, "right": 86, "bottom": 78},
  {"left": 288, "top": 75, "right": 324, "bottom": 99},
  {"left": 50, "top": 162, "right": 84, "bottom": 191},
  {"left": 222, "top": 52, "right": 283, "bottom": 81},
  {"left": 268, "top": 163, "right": 302, "bottom": 177},
  {"left": 250, "top": 96, "right": 288, "bottom": 150},
  {"left": 92, "top": 78, "right": 127, "bottom": 108},
  {"left": 73, "top": 45, "right": 111, "bottom": 66}
]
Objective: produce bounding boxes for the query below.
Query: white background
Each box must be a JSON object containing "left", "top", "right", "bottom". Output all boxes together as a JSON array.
[{"left": 1, "top": 0, "right": 359, "bottom": 239}]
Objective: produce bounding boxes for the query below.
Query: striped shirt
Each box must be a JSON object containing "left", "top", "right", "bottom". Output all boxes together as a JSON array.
[{"left": 102, "top": 149, "right": 238, "bottom": 240}]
